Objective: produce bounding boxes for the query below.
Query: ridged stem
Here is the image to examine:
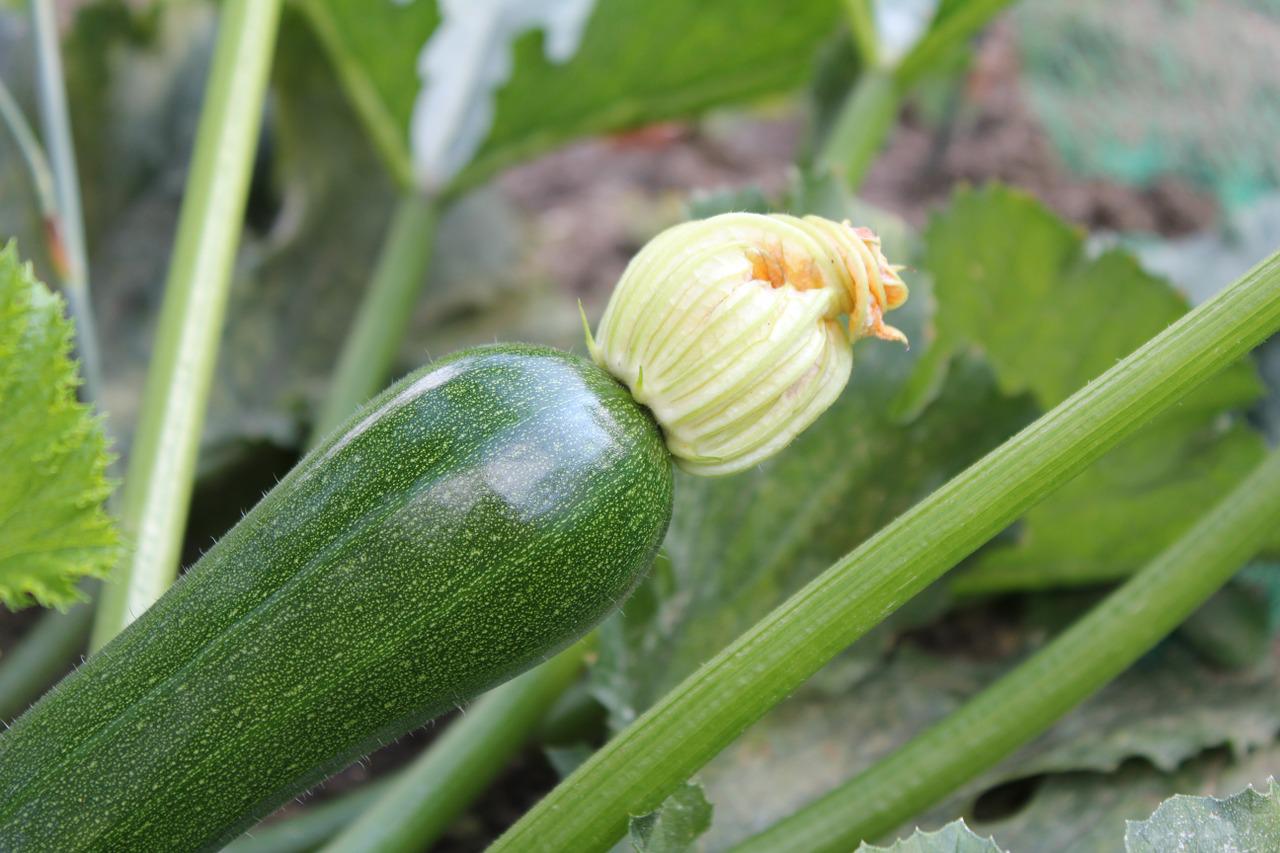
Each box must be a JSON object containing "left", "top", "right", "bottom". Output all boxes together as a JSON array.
[
  {"left": 735, "top": 445, "right": 1280, "bottom": 852},
  {"left": 320, "top": 640, "right": 590, "bottom": 853},
  {"left": 90, "top": 0, "right": 283, "bottom": 649},
  {"left": 490, "top": 251, "right": 1280, "bottom": 852},
  {"left": 309, "top": 192, "right": 440, "bottom": 446}
]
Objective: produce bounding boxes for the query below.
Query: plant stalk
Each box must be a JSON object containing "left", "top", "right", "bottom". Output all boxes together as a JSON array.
[
  {"left": 320, "top": 640, "right": 590, "bottom": 853},
  {"left": 734, "top": 445, "right": 1280, "bottom": 852},
  {"left": 490, "top": 251, "right": 1280, "bottom": 852},
  {"left": 90, "top": 0, "right": 283, "bottom": 650},
  {"left": 816, "top": 69, "right": 899, "bottom": 192},
  {"left": 309, "top": 192, "right": 440, "bottom": 446},
  {"left": 0, "top": 78, "right": 58, "bottom": 252},
  {"left": 841, "top": 0, "right": 879, "bottom": 68},
  {"left": 30, "top": 0, "right": 102, "bottom": 401},
  {"left": 895, "top": 0, "right": 1017, "bottom": 89},
  {"left": 818, "top": 0, "right": 1016, "bottom": 193}
]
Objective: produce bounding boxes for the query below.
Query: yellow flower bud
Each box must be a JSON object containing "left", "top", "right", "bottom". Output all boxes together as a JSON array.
[{"left": 587, "top": 212, "right": 908, "bottom": 476}]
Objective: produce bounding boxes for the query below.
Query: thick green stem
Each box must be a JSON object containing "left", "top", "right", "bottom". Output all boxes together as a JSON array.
[
  {"left": 841, "top": 0, "right": 879, "bottom": 68},
  {"left": 30, "top": 0, "right": 102, "bottom": 401},
  {"left": 0, "top": 601, "right": 92, "bottom": 722},
  {"left": 735, "top": 445, "right": 1280, "bottom": 852},
  {"left": 818, "top": 0, "right": 1016, "bottom": 193},
  {"left": 490, "top": 252, "right": 1280, "bottom": 853},
  {"left": 309, "top": 193, "right": 440, "bottom": 446},
  {"left": 321, "top": 640, "right": 589, "bottom": 853},
  {"left": 90, "top": 0, "right": 282, "bottom": 650},
  {"left": 816, "top": 69, "right": 899, "bottom": 192}
]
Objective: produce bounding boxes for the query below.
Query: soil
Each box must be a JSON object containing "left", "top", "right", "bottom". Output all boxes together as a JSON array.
[
  {"left": 0, "top": 17, "right": 1226, "bottom": 853},
  {"left": 501, "top": 20, "right": 1218, "bottom": 307}
]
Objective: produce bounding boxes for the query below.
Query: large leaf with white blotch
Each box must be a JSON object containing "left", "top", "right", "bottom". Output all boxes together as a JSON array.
[{"left": 297, "top": 0, "right": 842, "bottom": 190}]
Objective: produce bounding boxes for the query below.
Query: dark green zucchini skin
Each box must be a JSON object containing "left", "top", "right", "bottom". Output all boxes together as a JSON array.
[{"left": 0, "top": 344, "right": 672, "bottom": 852}]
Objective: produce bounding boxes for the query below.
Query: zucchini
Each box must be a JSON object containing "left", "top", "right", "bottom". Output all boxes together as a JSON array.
[{"left": 0, "top": 344, "right": 672, "bottom": 852}]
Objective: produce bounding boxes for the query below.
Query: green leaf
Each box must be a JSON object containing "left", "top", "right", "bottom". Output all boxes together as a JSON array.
[
  {"left": 1003, "top": 645, "right": 1280, "bottom": 780},
  {"left": 969, "top": 744, "right": 1280, "bottom": 853},
  {"left": 857, "top": 820, "right": 1005, "bottom": 853},
  {"left": 915, "top": 185, "right": 1267, "bottom": 592},
  {"left": 628, "top": 782, "right": 713, "bottom": 853},
  {"left": 298, "top": 0, "right": 843, "bottom": 190},
  {"left": 0, "top": 243, "right": 117, "bottom": 609},
  {"left": 1125, "top": 778, "right": 1280, "bottom": 853}
]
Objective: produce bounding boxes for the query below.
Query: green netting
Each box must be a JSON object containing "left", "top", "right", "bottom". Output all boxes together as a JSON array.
[{"left": 1013, "top": 0, "right": 1280, "bottom": 210}]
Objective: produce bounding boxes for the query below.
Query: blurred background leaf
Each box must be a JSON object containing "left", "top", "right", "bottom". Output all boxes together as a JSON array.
[
  {"left": 967, "top": 744, "right": 1280, "bottom": 853},
  {"left": 299, "top": 0, "right": 843, "bottom": 191},
  {"left": 697, "top": 640, "right": 1280, "bottom": 850},
  {"left": 1125, "top": 778, "right": 1280, "bottom": 852},
  {"left": 913, "top": 185, "right": 1270, "bottom": 593},
  {"left": 627, "top": 782, "right": 712, "bottom": 853}
]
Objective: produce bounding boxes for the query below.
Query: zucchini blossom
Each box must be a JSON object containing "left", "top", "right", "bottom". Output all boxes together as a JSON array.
[{"left": 587, "top": 213, "right": 908, "bottom": 476}]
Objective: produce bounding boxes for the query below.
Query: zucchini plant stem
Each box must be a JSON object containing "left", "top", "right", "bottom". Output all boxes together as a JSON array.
[
  {"left": 819, "top": 0, "right": 1016, "bottom": 192},
  {"left": 30, "top": 0, "right": 102, "bottom": 401},
  {"left": 734, "top": 444, "right": 1280, "bottom": 853},
  {"left": 308, "top": 192, "right": 441, "bottom": 447},
  {"left": 895, "top": 0, "right": 1017, "bottom": 89},
  {"left": 841, "top": 0, "right": 879, "bottom": 69},
  {"left": 816, "top": 69, "right": 899, "bottom": 191},
  {"left": 489, "top": 251, "right": 1280, "bottom": 852},
  {"left": 90, "top": 0, "right": 283, "bottom": 651},
  {"left": 320, "top": 639, "right": 592, "bottom": 853}
]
